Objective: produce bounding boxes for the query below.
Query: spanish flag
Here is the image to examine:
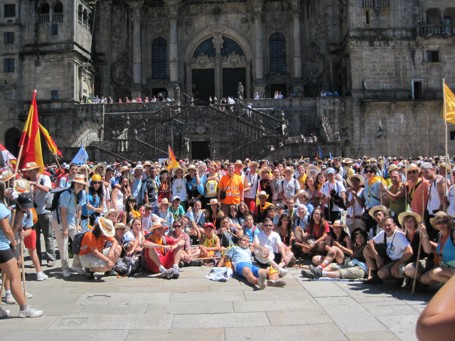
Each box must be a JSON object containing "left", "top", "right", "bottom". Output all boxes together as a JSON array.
[
  {"left": 39, "top": 123, "right": 62, "bottom": 157},
  {"left": 18, "top": 90, "right": 44, "bottom": 172},
  {"left": 166, "top": 145, "right": 179, "bottom": 171},
  {"left": 444, "top": 83, "right": 455, "bottom": 124}
]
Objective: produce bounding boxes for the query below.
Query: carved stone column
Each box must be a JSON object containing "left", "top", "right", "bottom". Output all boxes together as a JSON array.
[
  {"left": 212, "top": 33, "right": 223, "bottom": 100},
  {"left": 252, "top": 1, "right": 266, "bottom": 97},
  {"left": 128, "top": 1, "right": 143, "bottom": 97},
  {"left": 166, "top": 0, "right": 181, "bottom": 98},
  {"left": 291, "top": 0, "right": 303, "bottom": 96}
]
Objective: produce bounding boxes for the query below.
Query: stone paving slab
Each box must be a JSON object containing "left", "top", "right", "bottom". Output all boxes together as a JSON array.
[
  {"left": 127, "top": 328, "right": 225, "bottom": 341},
  {"left": 2, "top": 330, "right": 129, "bottom": 341},
  {"left": 173, "top": 312, "right": 270, "bottom": 329},
  {"left": 145, "top": 301, "right": 234, "bottom": 315}
]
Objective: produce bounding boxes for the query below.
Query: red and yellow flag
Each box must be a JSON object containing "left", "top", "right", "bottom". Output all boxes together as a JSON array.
[
  {"left": 18, "top": 90, "right": 44, "bottom": 172},
  {"left": 444, "top": 83, "right": 455, "bottom": 125},
  {"left": 166, "top": 145, "right": 180, "bottom": 171},
  {"left": 39, "top": 123, "right": 62, "bottom": 157}
]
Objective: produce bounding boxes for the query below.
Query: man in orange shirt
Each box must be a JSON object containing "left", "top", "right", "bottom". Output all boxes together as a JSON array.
[{"left": 218, "top": 163, "right": 244, "bottom": 216}]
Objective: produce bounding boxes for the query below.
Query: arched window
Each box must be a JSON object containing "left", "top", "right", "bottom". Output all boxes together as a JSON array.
[
  {"left": 220, "top": 37, "right": 244, "bottom": 57},
  {"left": 193, "top": 38, "right": 215, "bottom": 58},
  {"left": 152, "top": 38, "right": 168, "bottom": 79},
  {"left": 269, "top": 32, "right": 286, "bottom": 74},
  {"left": 53, "top": 2, "right": 63, "bottom": 22},
  {"left": 39, "top": 3, "right": 50, "bottom": 22}
]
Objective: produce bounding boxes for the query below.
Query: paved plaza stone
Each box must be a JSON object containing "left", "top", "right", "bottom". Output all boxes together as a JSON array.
[{"left": 0, "top": 263, "right": 433, "bottom": 341}]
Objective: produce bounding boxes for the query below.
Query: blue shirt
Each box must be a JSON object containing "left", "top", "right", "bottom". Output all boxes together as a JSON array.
[
  {"left": 58, "top": 189, "right": 86, "bottom": 226},
  {"left": 0, "top": 204, "right": 11, "bottom": 250}
]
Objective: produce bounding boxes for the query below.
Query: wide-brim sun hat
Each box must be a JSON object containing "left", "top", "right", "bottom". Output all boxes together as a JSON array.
[
  {"left": 347, "top": 174, "right": 365, "bottom": 187},
  {"left": 398, "top": 211, "right": 422, "bottom": 226},
  {"left": 368, "top": 205, "right": 388, "bottom": 219},
  {"left": 98, "top": 217, "right": 115, "bottom": 237}
]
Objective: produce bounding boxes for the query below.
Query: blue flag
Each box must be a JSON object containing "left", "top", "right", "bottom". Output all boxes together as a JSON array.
[
  {"left": 329, "top": 152, "right": 333, "bottom": 160},
  {"left": 71, "top": 147, "right": 89, "bottom": 165},
  {"left": 318, "top": 145, "right": 323, "bottom": 159}
]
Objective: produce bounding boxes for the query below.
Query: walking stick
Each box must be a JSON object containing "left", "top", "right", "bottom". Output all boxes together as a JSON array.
[
  {"left": 411, "top": 181, "right": 426, "bottom": 295},
  {"left": 20, "top": 234, "right": 27, "bottom": 297}
]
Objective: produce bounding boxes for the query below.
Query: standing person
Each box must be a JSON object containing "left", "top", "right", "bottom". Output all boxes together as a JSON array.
[
  {"left": 360, "top": 165, "right": 383, "bottom": 233},
  {"left": 22, "top": 162, "right": 56, "bottom": 267},
  {"left": 320, "top": 168, "right": 346, "bottom": 222},
  {"left": 0, "top": 181, "right": 43, "bottom": 318},
  {"left": 58, "top": 163, "right": 78, "bottom": 188},
  {"left": 270, "top": 167, "right": 283, "bottom": 206},
  {"left": 185, "top": 165, "right": 203, "bottom": 208},
  {"left": 218, "top": 163, "right": 244, "bottom": 216},
  {"left": 171, "top": 167, "right": 188, "bottom": 210},
  {"left": 243, "top": 161, "right": 260, "bottom": 213},
  {"left": 143, "top": 164, "right": 159, "bottom": 213},
  {"left": 345, "top": 174, "right": 365, "bottom": 233},
  {"left": 157, "top": 169, "right": 171, "bottom": 203},
  {"left": 381, "top": 168, "right": 407, "bottom": 224},
  {"left": 259, "top": 167, "right": 273, "bottom": 204},
  {"left": 131, "top": 165, "right": 144, "bottom": 205},
  {"left": 201, "top": 161, "right": 220, "bottom": 209},
  {"left": 51, "top": 174, "right": 87, "bottom": 278},
  {"left": 406, "top": 163, "right": 429, "bottom": 225}
]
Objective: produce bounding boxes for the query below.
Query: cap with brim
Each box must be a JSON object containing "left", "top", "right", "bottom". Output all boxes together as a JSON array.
[
  {"left": 0, "top": 169, "right": 15, "bottom": 182},
  {"left": 159, "top": 198, "right": 170, "bottom": 207},
  {"left": 98, "top": 217, "right": 115, "bottom": 237},
  {"left": 258, "top": 191, "right": 269, "bottom": 199},
  {"left": 420, "top": 162, "right": 433, "bottom": 170},
  {"left": 17, "top": 192, "right": 34, "bottom": 209},
  {"left": 14, "top": 179, "right": 30, "bottom": 193},
  {"left": 347, "top": 174, "right": 364, "bottom": 187},
  {"left": 430, "top": 211, "right": 453, "bottom": 227},
  {"left": 204, "top": 222, "right": 215, "bottom": 229},
  {"left": 368, "top": 205, "right": 388, "bottom": 219},
  {"left": 326, "top": 168, "right": 336, "bottom": 175},
  {"left": 398, "top": 211, "right": 422, "bottom": 226},
  {"left": 172, "top": 195, "right": 181, "bottom": 202},
  {"left": 21, "top": 162, "right": 40, "bottom": 172}
]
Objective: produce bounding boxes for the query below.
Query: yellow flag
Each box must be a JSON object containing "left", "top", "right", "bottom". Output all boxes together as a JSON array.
[{"left": 444, "top": 83, "right": 455, "bottom": 124}]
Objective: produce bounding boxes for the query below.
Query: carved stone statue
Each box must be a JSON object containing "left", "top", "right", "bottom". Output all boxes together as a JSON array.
[{"left": 237, "top": 82, "right": 244, "bottom": 100}]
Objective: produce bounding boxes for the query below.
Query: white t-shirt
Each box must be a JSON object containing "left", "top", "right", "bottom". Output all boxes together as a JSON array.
[
  {"left": 373, "top": 229, "right": 409, "bottom": 261},
  {"left": 321, "top": 180, "right": 346, "bottom": 211},
  {"left": 254, "top": 230, "right": 282, "bottom": 253},
  {"left": 447, "top": 185, "right": 455, "bottom": 218},
  {"left": 282, "top": 178, "right": 300, "bottom": 200}
]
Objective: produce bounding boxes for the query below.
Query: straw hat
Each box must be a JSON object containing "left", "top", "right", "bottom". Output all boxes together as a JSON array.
[
  {"left": 114, "top": 222, "right": 129, "bottom": 232},
  {"left": 72, "top": 174, "right": 87, "bottom": 186},
  {"left": 119, "top": 165, "right": 129, "bottom": 173},
  {"left": 14, "top": 179, "right": 30, "bottom": 193},
  {"left": 0, "top": 169, "right": 15, "bottom": 182},
  {"left": 398, "top": 211, "right": 422, "bottom": 226},
  {"left": 430, "top": 211, "right": 453, "bottom": 227},
  {"left": 283, "top": 167, "right": 294, "bottom": 175},
  {"left": 159, "top": 198, "right": 170, "bottom": 207},
  {"left": 104, "top": 208, "right": 119, "bottom": 221},
  {"left": 331, "top": 220, "right": 347, "bottom": 230},
  {"left": 78, "top": 164, "right": 90, "bottom": 174},
  {"left": 209, "top": 198, "right": 220, "bottom": 206},
  {"left": 234, "top": 160, "right": 245, "bottom": 168},
  {"left": 98, "top": 217, "right": 115, "bottom": 237},
  {"left": 294, "top": 189, "right": 309, "bottom": 200},
  {"left": 187, "top": 164, "right": 197, "bottom": 172},
  {"left": 150, "top": 222, "right": 168, "bottom": 231},
  {"left": 368, "top": 205, "right": 388, "bottom": 219},
  {"left": 91, "top": 163, "right": 106, "bottom": 174},
  {"left": 306, "top": 165, "right": 321, "bottom": 176},
  {"left": 347, "top": 174, "right": 365, "bottom": 187},
  {"left": 21, "top": 162, "right": 40, "bottom": 172}
]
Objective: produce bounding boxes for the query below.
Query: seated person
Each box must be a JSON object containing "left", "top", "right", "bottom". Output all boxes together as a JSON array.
[
  {"left": 218, "top": 234, "right": 271, "bottom": 290},
  {"left": 311, "top": 220, "right": 353, "bottom": 268},
  {"left": 302, "top": 228, "right": 368, "bottom": 280},
  {"left": 79, "top": 217, "right": 122, "bottom": 279},
  {"left": 416, "top": 212, "right": 455, "bottom": 287},
  {"left": 219, "top": 216, "right": 243, "bottom": 248},
  {"left": 253, "top": 217, "right": 293, "bottom": 282},
  {"left": 293, "top": 207, "right": 329, "bottom": 257},
  {"left": 194, "top": 222, "right": 221, "bottom": 259},
  {"left": 169, "top": 220, "right": 202, "bottom": 266},
  {"left": 142, "top": 222, "right": 185, "bottom": 279},
  {"left": 363, "top": 216, "right": 413, "bottom": 284},
  {"left": 123, "top": 218, "right": 145, "bottom": 256},
  {"left": 242, "top": 213, "right": 259, "bottom": 243},
  {"left": 113, "top": 223, "right": 128, "bottom": 257}
]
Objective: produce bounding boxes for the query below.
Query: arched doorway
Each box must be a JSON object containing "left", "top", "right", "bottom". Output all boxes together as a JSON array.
[
  {"left": 5, "top": 127, "right": 21, "bottom": 158},
  {"left": 189, "top": 35, "right": 249, "bottom": 103}
]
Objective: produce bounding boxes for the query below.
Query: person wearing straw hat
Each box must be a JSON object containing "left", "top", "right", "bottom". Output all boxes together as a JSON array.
[
  {"left": 0, "top": 182, "right": 43, "bottom": 318},
  {"left": 143, "top": 222, "right": 185, "bottom": 279},
  {"left": 21, "top": 162, "right": 56, "bottom": 268},
  {"left": 345, "top": 174, "right": 366, "bottom": 233},
  {"left": 416, "top": 212, "right": 455, "bottom": 287},
  {"left": 243, "top": 161, "right": 260, "bottom": 214},
  {"left": 51, "top": 174, "right": 87, "bottom": 278},
  {"left": 363, "top": 216, "right": 413, "bottom": 285},
  {"left": 398, "top": 211, "right": 432, "bottom": 288},
  {"left": 281, "top": 167, "right": 300, "bottom": 204},
  {"left": 367, "top": 205, "right": 388, "bottom": 238},
  {"left": 255, "top": 191, "right": 273, "bottom": 223},
  {"left": 79, "top": 217, "right": 121, "bottom": 279}
]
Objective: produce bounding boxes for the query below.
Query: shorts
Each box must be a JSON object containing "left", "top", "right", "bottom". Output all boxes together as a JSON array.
[
  {"left": 24, "top": 229, "right": 37, "bottom": 249},
  {"left": 144, "top": 249, "right": 175, "bottom": 273},
  {"left": 235, "top": 262, "right": 260, "bottom": 278},
  {"left": 383, "top": 260, "right": 405, "bottom": 277},
  {"left": 80, "top": 248, "right": 110, "bottom": 268},
  {"left": 332, "top": 263, "right": 366, "bottom": 279},
  {"left": 0, "top": 247, "right": 15, "bottom": 263},
  {"left": 375, "top": 244, "right": 393, "bottom": 265}
]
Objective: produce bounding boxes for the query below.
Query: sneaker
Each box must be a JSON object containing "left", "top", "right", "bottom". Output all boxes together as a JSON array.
[
  {"left": 267, "top": 279, "right": 286, "bottom": 287},
  {"left": 71, "top": 267, "right": 86, "bottom": 275},
  {"left": 258, "top": 271, "right": 267, "bottom": 290},
  {"left": 278, "top": 267, "right": 288, "bottom": 278},
  {"left": 160, "top": 267, "right": 174, "bottom": 279},
  {"left": 47, "top": 260, "right": 55, "bottom": 268},
  {"left": 4, "top": 293, "right": 15, "bottom": 305},
  {"left": 18, "top": 305, "right": 43, "bottom": 318},
  {"left": 85, "top": 268, "right": 95, "bottom": 280},
  {"left": 36, "top": 272, "right": 48, "bottom": 281},
  {"left": 104, "top": 270, "right": 117, "bottom": 276},
  {"left": 25, "top": 292, "right": 33, "bottom": 299},
  {"left": 189, "top": 259, "right": 203, "bottom": 267},
  {"left": 309, "top": 265, "right": 323, "bottom": 278},
  {"left": 62, "top": 269, "right": 71, "bottom": 278},
  {"left": 0, "top": 307, "right": 10, "bottom": 318},
  {"left": 172, "top": 267, "right": 180, "bottom": 279},
  {"left": 301, "top": 269, "right": 315, "bottom": 279}
]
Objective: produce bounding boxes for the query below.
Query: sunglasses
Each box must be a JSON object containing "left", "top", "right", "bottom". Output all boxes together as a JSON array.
[
  {"left": 263, "top": 224, "right": 273, "bottom": 227},
  {"left": 174, "top": 225, "right": 182, "bottom": 228},
  {"left": 408, "top": 170, "right": 418, "bottom": 174},
  {"left": 92, "top": 181, "right": 102, "bottom": 185},
  {"left": 365, "top": 170, "right": 375, "bottom": 173}
]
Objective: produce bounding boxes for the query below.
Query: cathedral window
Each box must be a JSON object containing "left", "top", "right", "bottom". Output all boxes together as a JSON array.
[
  {"left": 152, "top": 38, "right": 168, "bottom": 79},
  {"left": 193, "top": 38, "right": 215, "bottom": 58},
  {"left": 269, "top": 32, "right": 286, "bottom": 74},
  {"left": 4, "top": 58, "right": 15, "bottom": 73},
  {"left": 4, "top": 4, "right": 16, "bottom": 17},
  {"left": 53, "top": 2, "right": 63, "bottom": 22},
  {"left": 38, "top": 3, "right": 50, "bottom": 22}
]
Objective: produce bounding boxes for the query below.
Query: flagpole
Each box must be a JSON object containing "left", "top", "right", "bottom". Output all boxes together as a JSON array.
[
  {"left": 444, "top": 78, "right": 449, "bottom": 168},
  {"left": 15, "top": 145, "right": 24, "bottom": 174}
]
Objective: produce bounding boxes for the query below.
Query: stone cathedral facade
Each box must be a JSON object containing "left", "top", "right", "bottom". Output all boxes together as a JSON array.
[{"left": 1, "top": 0, "right": 455, "bottom": 161}]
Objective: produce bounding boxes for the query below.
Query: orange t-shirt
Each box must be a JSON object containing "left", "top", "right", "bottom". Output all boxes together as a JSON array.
[
  {"left": 219, "top": 174, "right": 244, "bottom": 205},
  {"left": 79, "top": 232, "right": 113, "bottom": 256}
]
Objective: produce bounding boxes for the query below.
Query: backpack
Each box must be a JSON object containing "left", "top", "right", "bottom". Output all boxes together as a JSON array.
[
  {"left": 113, "top": 255, "right": 142, "bottom": 276},
  {"left": 49, "top": 188, "right": 70, "bottom": 212},
  {"left": 72, "top": 231, "right": 88, "bottom": 255}
]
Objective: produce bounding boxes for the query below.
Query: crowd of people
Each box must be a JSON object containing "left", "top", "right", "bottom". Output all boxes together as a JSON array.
[{"left": 1, "top": 154, "right": 455, "bottom": 321}]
